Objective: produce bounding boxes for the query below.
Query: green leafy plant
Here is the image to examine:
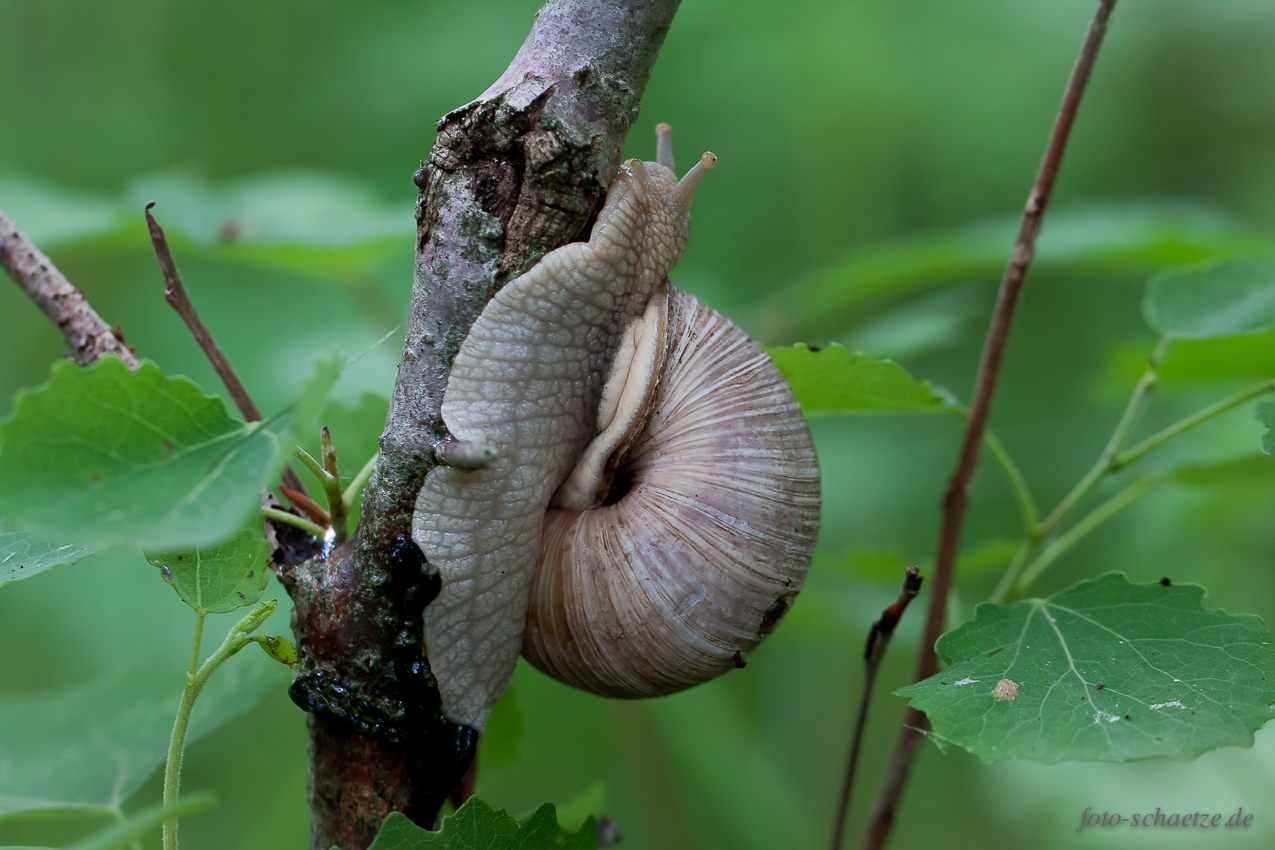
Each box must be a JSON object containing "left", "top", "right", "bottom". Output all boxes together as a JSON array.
[{"left": 3, "top": 2, "right": 1275, "bottom": 850}]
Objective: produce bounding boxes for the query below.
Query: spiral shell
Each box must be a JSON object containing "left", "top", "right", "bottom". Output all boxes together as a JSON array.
[
  {"left": 523, "top": 284, "right": 821, "bottom": 697},
  {"left": 412, "top": 138, "right": 820, "bottom": 730}
]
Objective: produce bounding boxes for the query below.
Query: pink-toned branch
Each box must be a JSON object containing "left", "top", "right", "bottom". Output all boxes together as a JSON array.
[{"left": 862, "top": 2, "right": 1118, "bottom": 848}]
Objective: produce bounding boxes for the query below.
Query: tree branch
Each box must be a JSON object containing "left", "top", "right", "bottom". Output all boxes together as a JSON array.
[
  {"left": 281, "top": 3, "right": 683, "bottom": 848},
  {"left": 144, "top": 204, "right": 310, "bottom": 497},
  {"left": 830, "top": 566, "right": 922, "bottom": 850},
  {"left": 861, "top": 3, "right": 1118, "bottom": 848},
  {"left": 1, "top": 207, "right": 138, "bottom": 368}
]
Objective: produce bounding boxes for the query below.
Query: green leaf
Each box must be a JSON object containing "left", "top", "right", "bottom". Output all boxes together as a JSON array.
[
  {"left": 0, "top": 521, "right": 100, "bottom": 588},
  {"left": 479, "top": 687, "right": 523, "bottom": 769},
  {"left": 1258, "top": 400, "right": 1275, "bottom": 456},
  {"left": 0, "top": 358, "right": 287, "bottom": 550},
  {"left": 63, "top": 793, "right": 216, "bottom": 850},
  {"left": 1107, "top": 330, "right": 1275, "bottom": 385},
  {"left": 896, "top": 573, "right": 1275, "bottom": 764},
  {"left": 552, "top": 782, "right": 606, "bottom": 832},
  {"left": 772, "top": 203, "right": 1266, "bottom": 338},
  {"left": 1167, "top": 454, "right": 1275, "bottom": 487},
  {"left": 764, "top": 344, "right": 950, "bottom": 415},
  {"left": 0, "top": 173, "right": 124, "bottom": 248},
  {"left": 0, "top": 354, "right": 342, "bottom": 552},
  {"left": 129, "top": 171, "right": 412, "bottom": 248},
  {"left": 1144, "top": 254, "right": 1275, "bottom": 339},
  {"left": 145, "top": 520, "right": 271, "bottom": 614},
  {"left": 0, "top": 653, "right": 284, "bottom": 818},
  {"left": 366, "top": 798, "right": 597, "bottom": 850}
]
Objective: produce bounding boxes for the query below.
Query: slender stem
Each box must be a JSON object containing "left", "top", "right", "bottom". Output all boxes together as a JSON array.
[
  {"left": 163, "top": 608, "right": 206, "bottom": 850},
  {"left": 988, "top": 539, "right": 1036, "bottom": 605},
  {"left": 947, "top": 408, "right": 1039, "bottom": 535},
  {"left": 864, "top": 4, "right": 1117, "bottom": 846},
  {"left": 319, "top": 428, "right": 349, "bottom": 543},
  {"left": 262, "top": 507, "right": 326, "bottom": 538},
  {"left": 1040, "top": 336, "right": 1170, "bottom": 535},
  {"left": 1112, "top": 379, "right": 1275, "bottom": 471},
  {"left": 144, "top": 204, "right": 308, "bottom": 497},
  {"left": 994, "top": 367, "right": 1271, "bottom": 601},
  {"left": 1, "top": 207, "right": 139, "bottom": 368},
  {"left": 982, "top": 430, "right": 1040, "bottom": 533},
  {"left": 831, "top": 567, "right": 922, "bottom": 850},
  {"left": 342, "top": 451, "right": 380, "bottom": 509},
  {"left": 1016, "top": 476, "right": 1164, "bottom": 592},
  {"left": 295, "top": 447, "right": 331, "bottom": 485},
  {"left": 194, "top": 601, "right": 278, "bottom": 686},
  {"left": 161, "top": 601, "right": 276, "bottom": 850}
]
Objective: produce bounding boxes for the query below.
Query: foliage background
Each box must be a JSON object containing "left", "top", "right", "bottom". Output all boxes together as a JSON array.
[{"left": 2, "top": 1, "right": 1274, "bottom": 847}]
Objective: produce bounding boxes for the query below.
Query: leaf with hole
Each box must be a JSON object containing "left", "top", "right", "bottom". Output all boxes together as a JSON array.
[
  {"left": 145, "top": 519, "right": 271, "bottom": 614},
  {"left": 1144, "top": 254, "right": 1275, "bottom": 339},
  {"left": 365, "top": 798, "right": 597, "bottom": 850},
  {"left": 764, "top": 344, "right": 951, "bottom": 415},
  {"left": 896, "top": 573, "right": 1275, "bottom": 763}
]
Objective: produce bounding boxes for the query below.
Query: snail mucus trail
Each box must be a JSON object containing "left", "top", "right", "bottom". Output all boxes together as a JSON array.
[{"left": 412, "top": 125, "right": 821, "bottom": 732}]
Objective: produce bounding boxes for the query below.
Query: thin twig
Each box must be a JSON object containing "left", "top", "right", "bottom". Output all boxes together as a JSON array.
[
  {"left": 862, "top": 4, "right": 1118, "bottom": 847},
  {"left": 144, "top": 203, "right": 309, "bottom": 497},
  {"left": 1, "top": 207, "right": 139, "bottom": 368},
  {"left": 831, "top": 566, "right": 922, "bottom": 850},
  {"left": 1039, "top": 335, "right": 1171, "bottom": 534},
  {"left": 1016, "top": 474, "right": 1162, "bottom": 590},
  {"left": 1111, "top": 378, "right": 1275, "bottom": 471},
  {"left": 145, "top": 203, "right": 262, "bottom": 420}
]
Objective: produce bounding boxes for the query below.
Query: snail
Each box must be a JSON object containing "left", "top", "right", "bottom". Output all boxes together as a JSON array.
[{"left": 413, "top": 125, "right": 821, "bottom": 730}]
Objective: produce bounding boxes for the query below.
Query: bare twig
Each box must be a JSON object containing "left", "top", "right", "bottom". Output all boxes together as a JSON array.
[
  {"left": 1, "top": 207, "right": 138, "bottom": 368},
  {"left": 145, "top": 204, "right": 262, "bottom": 420},
  {"left": 144, "top": 204, "right": 309, "bottom": 496},
  {"left": 831, "top": 566, "right": 922, "bottom": 850},
  {"left": 862, "top": 3, "right": 1118, "bottom": 848}
]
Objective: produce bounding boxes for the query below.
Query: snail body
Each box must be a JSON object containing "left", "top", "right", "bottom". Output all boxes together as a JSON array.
[{"left": 413, "top": 131, "right": 820, "bottom": 729}]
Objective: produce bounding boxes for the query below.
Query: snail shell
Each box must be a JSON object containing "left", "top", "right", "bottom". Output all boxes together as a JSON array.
[
  {"left": 413, "top": 138, "right": 820, "bottom": 730},
  {"left": 524, "top": 282, "right": 820, "bottom": 697}
]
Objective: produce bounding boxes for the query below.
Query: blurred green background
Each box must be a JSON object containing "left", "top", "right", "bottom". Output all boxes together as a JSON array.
[{"left": 3, "top": 1, "right": 1275, "bottom": 848}]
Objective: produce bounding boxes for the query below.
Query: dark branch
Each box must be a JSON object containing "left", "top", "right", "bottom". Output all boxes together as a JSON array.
[
  {"left": 862, "top": 3, "right": 1118, "bottom": 848},
  {"left": 144, "top": 204, "right": 309, "bottom": 497},
  {"left": 283, "top": 2, "right": 684, "bottom": 848},
  {"left": 1, "top": 207, "right": 138, "bottom": 368},
  {"left": 830, "top": 566, "right": 922, "bottom": 850}
]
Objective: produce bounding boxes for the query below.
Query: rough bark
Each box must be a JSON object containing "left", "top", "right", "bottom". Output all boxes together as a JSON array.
[
  {"left": 282, "top": 2, "right": 683, "bottom": 847},
  {"left": 1, "top": 208, "right": 138, "bottom": 368}
]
